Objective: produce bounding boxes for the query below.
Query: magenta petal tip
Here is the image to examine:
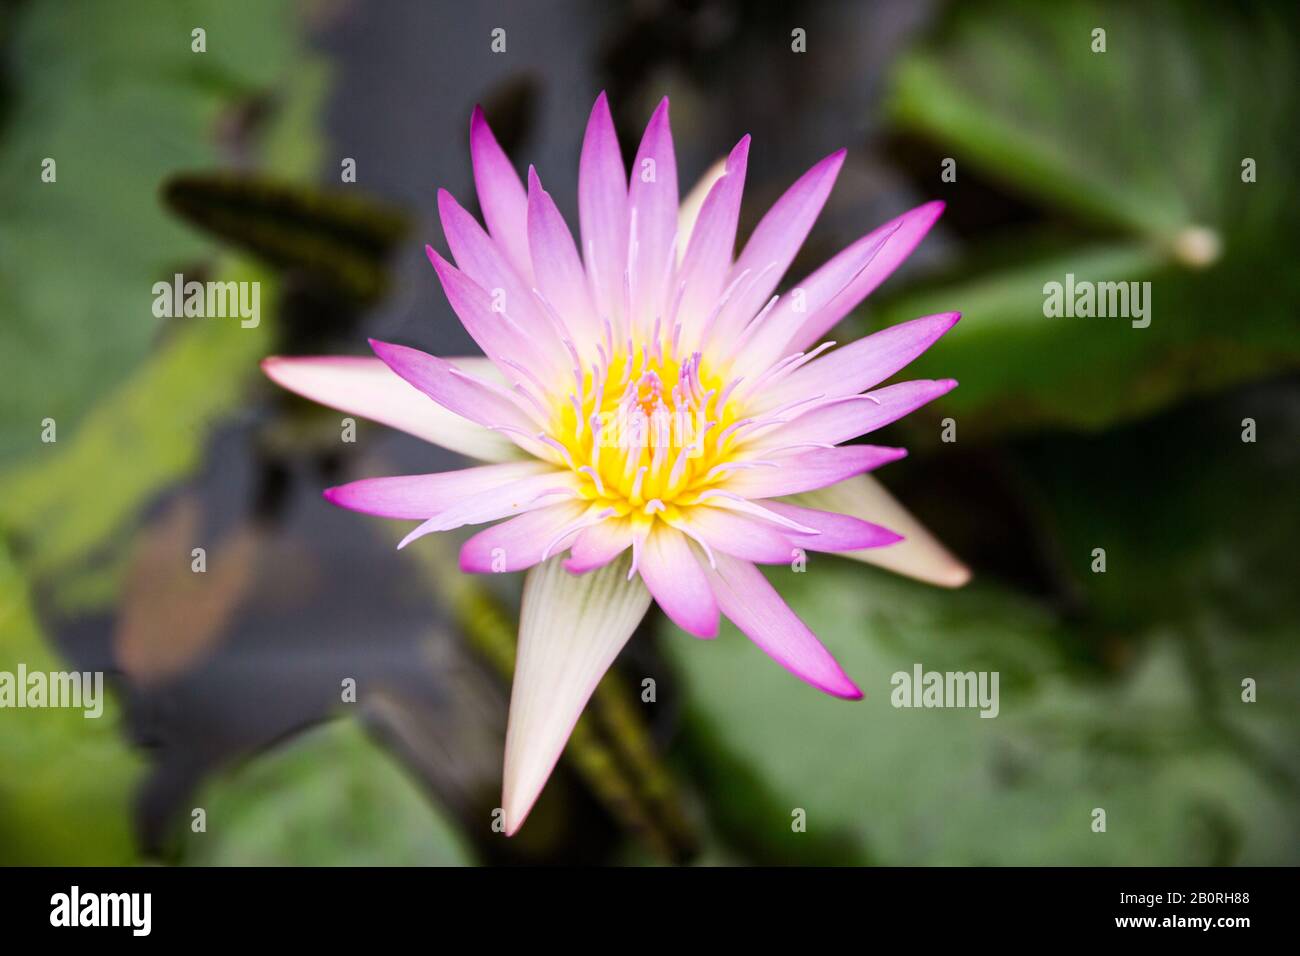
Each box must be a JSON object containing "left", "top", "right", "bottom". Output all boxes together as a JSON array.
[
  {"left": 898, "top": 199, "right": 945, "bottom": 231},
  {"left": 366, "top": 337, "right": 400, "bottom": 363},
  {"left": 424, "top": 245, "right": 455, "bottom": 277},
  {"left": 820, "top": 667, "right": 865, "bottom": 701},
  {"left": 827, "top": 146, "right": 848, "bottom": 166},
  {"left": 811, "top": 669, "right": 865, "bottom": 701}
]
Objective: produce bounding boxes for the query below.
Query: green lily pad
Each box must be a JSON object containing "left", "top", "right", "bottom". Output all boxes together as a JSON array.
[
  {"left": 0, "top": 542, "right": 143, "bottom": 865},
  {"left": 0, "top": 0, "right": 299, "bottom": 464},
  {"left": 874, "top": 0, "right": 1300, "bottom": 437},
  {"left": 667, "top": 559, "right": 1299, "bottom": 865},
  {"left": 182, "top": 719, "right": 476, "bottom": 866},
  {"left": 0, "top": 0, "right": 330, "bottom": 867},
  {"left": 667, "top": 376, "right": 1300, "bottom": 865}
]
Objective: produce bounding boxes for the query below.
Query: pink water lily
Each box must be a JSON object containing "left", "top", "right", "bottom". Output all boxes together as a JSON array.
[{"left": 263, "top": 93, "right": 968, "bottom": 834}]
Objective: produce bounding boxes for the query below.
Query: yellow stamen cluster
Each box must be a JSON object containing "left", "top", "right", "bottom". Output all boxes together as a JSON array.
[{"left": 550, "top": 344, "right": 745, "bottom": 520}]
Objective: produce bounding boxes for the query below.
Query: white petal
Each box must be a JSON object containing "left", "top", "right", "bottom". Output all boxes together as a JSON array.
[
  {"left": 502, "top": 554, "right": 651, "bottom": 834},
  {"left": 261, "top": 355, "right": 518, "bottom": 462},
  {"left": 792, "top": 474, "right": 971, "bottom": 587}
]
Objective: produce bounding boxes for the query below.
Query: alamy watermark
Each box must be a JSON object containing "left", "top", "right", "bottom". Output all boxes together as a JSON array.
[
  {"left": 1043, "top": 274, "right": 1150, "bottom": 329},
  {"left": 152, "top": 273, "right": 260, "bottom": 328},
  {"left": 595, "top": 406, "right": 704, "bottom": 455},
  {"left": 50, "top": 886, "right": 150, "bottom": 936},
  {"left": 891, "top": 663, "right": 999, "bottom": 718},
  {"left": 0, "top": 665, "right": 104, "bottom": 718}
]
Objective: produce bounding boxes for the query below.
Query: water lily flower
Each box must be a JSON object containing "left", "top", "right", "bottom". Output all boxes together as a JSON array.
[{"left": 263, "top": 93, "right": 969, "bottom": 834}]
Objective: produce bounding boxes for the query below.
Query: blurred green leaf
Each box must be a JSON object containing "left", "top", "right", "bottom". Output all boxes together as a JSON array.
[
  {"left": 0, "top": 0, "right": 299, "bottom": 463},
  {"left": 183, "top": 719, "right": 476, "bottom": 866},
  {"left": 0, "top": 542, "right": 143, "bottom": 865},
  {"left": 0, "top": 261, "right": 272, "bottom": 585},
  {"left": 0, "top": 0, "right": 329, "bottom": 867},
  {"left": 667, "top": 558, "right": 1299, "bottom": 865},
  {"left": 0, "top": 9, "right": 330, "bottom": 594},
  {"left": 669, "top": 380, "right": 1300, "bottom": 865},
  {"left": 1018, "top": 386, "right": 1300, "bottom": 783},
  {"left": 890, "top": 0, "right": 1295, "bottom": 238},
  {"left": 877, "top": 243, "right": 1300, "bottom": 438},
  {"left": 878, "top": 0, "right": 1300, "bottom": 437}
]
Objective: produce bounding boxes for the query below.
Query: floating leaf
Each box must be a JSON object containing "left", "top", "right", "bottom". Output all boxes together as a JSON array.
[
  {"left": 182, "top": 719, "right": 475, "bottom": 866},
  {"left": 0, "top": 542, "right": 143, "bottom": 865},
  {"left": 873, "top": 0, "right": 1300, "bottom": 437},
  {"left": 667, "top": 382, "right": 1300, "bottom": 864},
  {"left": 0, "top": 0, "right": 305, "bottom": 464},
  {"left": 666, "top": 559, "right": 1299, "bottom": 865}
]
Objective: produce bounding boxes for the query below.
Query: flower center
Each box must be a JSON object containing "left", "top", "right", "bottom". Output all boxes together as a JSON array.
[{"left": 549, "top": 343, "right": 744, "bottom": 518}]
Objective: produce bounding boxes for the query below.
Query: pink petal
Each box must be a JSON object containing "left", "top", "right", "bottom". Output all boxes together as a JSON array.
[
  {"left": 526, "top": 167, "right": 599, "bottom": 343},
  {"left": 564, "top": 518, "right": 633, "bottom": 573},
  {"left": 260, "top": 355, "right": 516, "bottom": 462},
  {"left": 692, "top": 491, "right": 823, "bottom": 533},
  {"left": 676, "top": 158, "right": 727, "bottom": 264},
  {"left": 502, "top": 555, "right": 652, "bottom": 835},
  {"left": 437, "top": 188, "right": 544, "bottom": 332},
  {"left": 366, "top": 339, "right": 549, "bottom": 459},
  {"left": 459, "top": 500, "right": 592, "bottom": 573},
  {"left": 638, "top": 526, "right": 719, "bottom": 638},
  {"left": 627, "top": 97, "right": 678, "bottom": 331},
  {"left": 722, "top": 445, "right": 907, "bottom": 498},
  {"left": 395, "top": 470, "right": 581, "bottom": 547},
  {"left": 324, "top": 460, "right": 554, "bottom": 519},
  {"left": 761, "top": 502, "right": 903, "bottom": 552},
  {"left": 756, "top": 312, "right": 961, "bottom": 412},
  {"left": 578, "top": 92, "right": 629, "bottom": 324},
  {"left": 786, "top": 200, "right": 946, "bottom": 352},
  {"left": 792, "top": 474, "right": 971, "bottom": 587},
  {"left": 425, "top": 247, "right": 565, "bottom": 381},
  {"left": 670, "top": 505, "right": 794, "bottom": 564},
  {"left": 733, "top": 201, "right": 944, "bottom": 378},
  {"left": 706, "top": 553, "right": 862, "bottom": 699},
  {"left": 730, "top": 223, "right": 897, "bottom": 380},
  {"left": 750, "top": 379, "right": 957, "bottom": 450},
  {"left": 707, "top": 148, "right": 846, "bottom": 348},
  {"left": 676, "top": 136, "right": 750, "bottom": 347},
  {"left": 470, "top": 105, "right": 532, "bottom": 281}
]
